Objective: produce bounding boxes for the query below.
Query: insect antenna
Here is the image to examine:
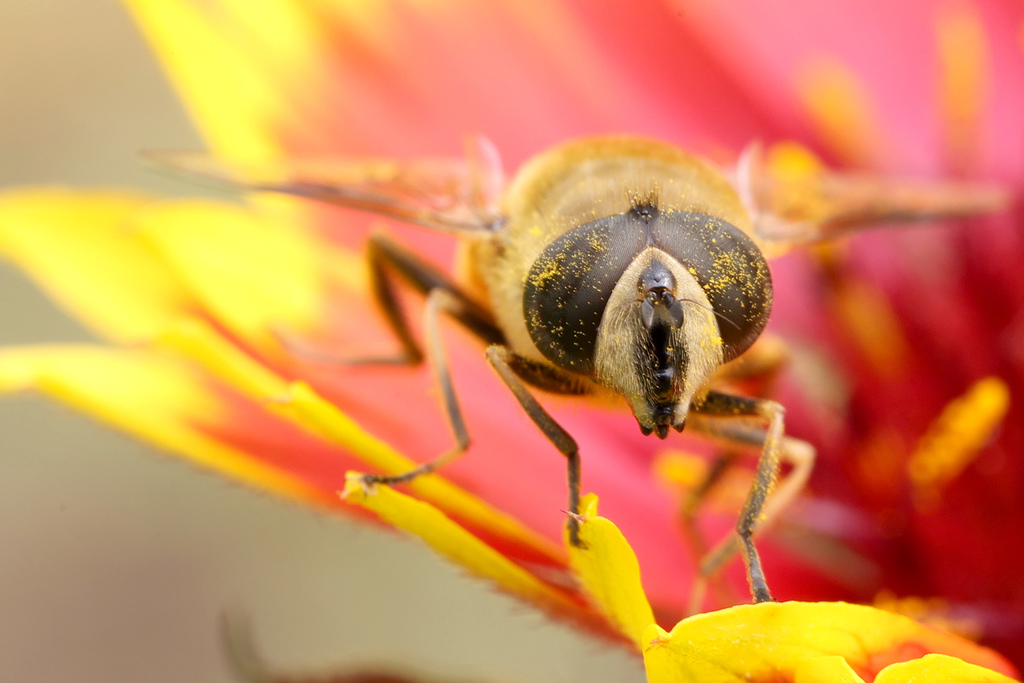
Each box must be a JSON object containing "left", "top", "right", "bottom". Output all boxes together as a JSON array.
[{"left": 677, "top": 298, "right": 742, "bottom": 332}]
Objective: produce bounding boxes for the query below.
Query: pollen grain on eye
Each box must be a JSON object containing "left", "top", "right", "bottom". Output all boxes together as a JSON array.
[
  {"left": 795, "top": 56, "right": 882, "bottom": 167},
  {"left": 936, "top": 2, "right": 991, "bottom": 172},
  {"left": 907, "top": 376, "right": 1010, "bottom": 511}
]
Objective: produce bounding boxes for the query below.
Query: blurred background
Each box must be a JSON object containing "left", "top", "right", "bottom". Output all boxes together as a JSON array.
[{"left": 0, "top": 2, "right": 643, "bottom": 681}]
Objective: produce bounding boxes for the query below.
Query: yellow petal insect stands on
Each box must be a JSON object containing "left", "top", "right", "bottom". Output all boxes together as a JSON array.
[
  {"left": 338, "top": 481, "right": 1018, "bottom": 681},
  {"left": 567, "top": 494, "right": 655, "bottom": 649}
]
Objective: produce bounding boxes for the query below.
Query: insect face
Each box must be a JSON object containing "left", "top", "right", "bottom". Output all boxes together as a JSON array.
[
  {"left": 596, "top": 246, "right": 720, "bottom": 438},
  {"left": 522, "top": 201, "right": 773, "bottom": 438}
]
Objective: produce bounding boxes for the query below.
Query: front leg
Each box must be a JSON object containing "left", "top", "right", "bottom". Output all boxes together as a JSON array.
[
  {"left": 486, "top": 345, "right": 585, "bottom": 546},
  {"left": 281, "top": 232, "right": 503, "bottom": 367},
  {"left": 364, "top": 231, "right": 504, "bottom": 365}
]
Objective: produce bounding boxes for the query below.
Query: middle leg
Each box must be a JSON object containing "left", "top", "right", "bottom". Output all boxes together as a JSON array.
[
  {"left": 359, "top": 287, "right": 479, "bottom": 487},
  {"left": 688, "top": 390, "right": 816, "bottom": 603}
]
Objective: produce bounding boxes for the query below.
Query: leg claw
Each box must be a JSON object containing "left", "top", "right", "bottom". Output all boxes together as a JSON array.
[{"left": 343, "top": 472, "right": 381, "bottom": 497}]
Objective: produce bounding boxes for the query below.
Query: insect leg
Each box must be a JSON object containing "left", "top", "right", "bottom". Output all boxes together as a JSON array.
[
  {"left": 283, "top": 231, "right": 502, "bottom": 366},
  {"left": 377, "top": 232, "right": 502, "bottom": 336},
  {"left": 360, "top": 288, "right": 476, "bottom": 487},
  {"left": 688, "top": 391, "right": 816, "bottom": 603},
  {"left": 486, "top": 345, "right": 583, "bottom": 546},
  {"left": 367, "top": 231, "right": 504, "bottom": 362},
  {"left": 361, "top": 233, "right": 427, "bottom": 364}
]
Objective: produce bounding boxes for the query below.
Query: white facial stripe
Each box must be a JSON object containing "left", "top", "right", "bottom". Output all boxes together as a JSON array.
[{"left": 593, "top": 247, "right": 724, "bottom": 428}]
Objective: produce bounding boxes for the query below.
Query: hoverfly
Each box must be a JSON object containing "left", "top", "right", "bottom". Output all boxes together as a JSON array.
[{"left": 153, "top": 135, "right": 1006, "bottom": 603}]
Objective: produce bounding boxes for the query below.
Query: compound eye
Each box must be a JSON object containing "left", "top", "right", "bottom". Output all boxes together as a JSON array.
[
  {"left": 523, "top": 219, "right": 644, "bottom": 373},
  {"left": 523, "top": 208, "right": 772, "bottom": 371},
  {"left": 648, "top": 213, "right": 772, "bottom": 361}
]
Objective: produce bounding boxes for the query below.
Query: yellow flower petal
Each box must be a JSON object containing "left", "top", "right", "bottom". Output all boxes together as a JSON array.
[
  {"left": 876, "top": 653, "right": 1016, "bottom": 683},
  {"left": 795, "top": 656, "right": 864, "bottom": 683},
  {"left": 155, "top": 318, "right": 564, "bottom": 563},
  {"left": 567, "top": 494, "right": 655, "bottom": 648},
  {"left": 642, "top": 602, "right": 1014, "bottom": 683},
  {"left": 124, "top": 0, "right": 315, "bottom": 160},
  {"left": 340, "top": 476, "right": 582, "bottom": 620},
  {"left": 136, "top": 200, "right": 348, "bottom": 353},
  {"left": 0, "top": 189, "right": 191, "bottom": 343},
  {"left": 0, "top": 345, "right": 314, "bottom": 501}
]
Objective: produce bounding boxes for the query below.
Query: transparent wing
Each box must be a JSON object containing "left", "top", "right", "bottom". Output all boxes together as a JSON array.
[
  {"left": 729, "top": 143, "right": 1011, "bottom": 258},
  {"left": 146, "top": 134, "right": 505, "bottom": 234}
]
